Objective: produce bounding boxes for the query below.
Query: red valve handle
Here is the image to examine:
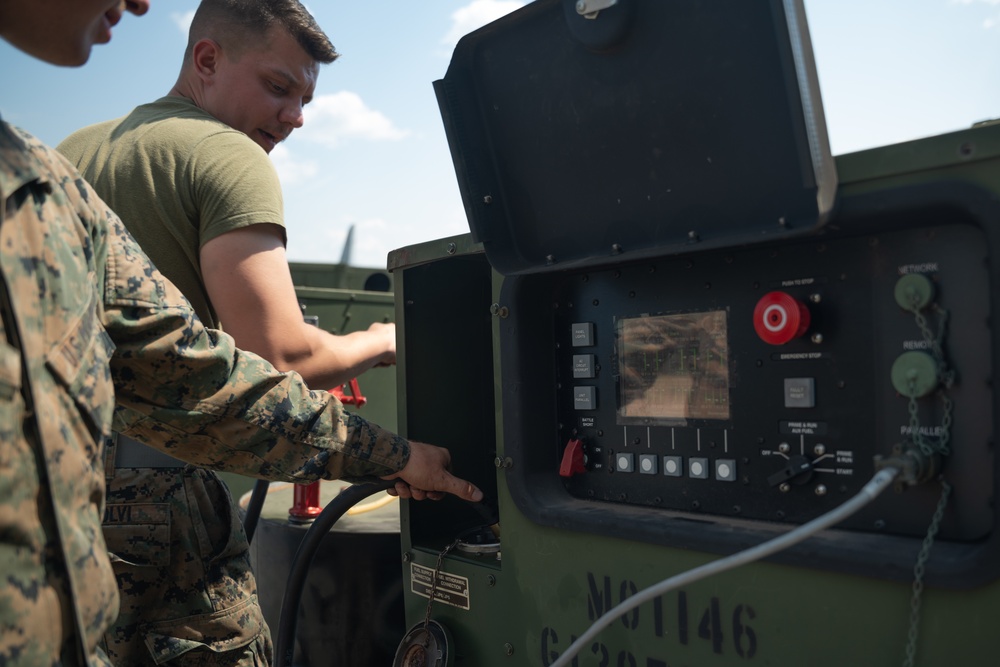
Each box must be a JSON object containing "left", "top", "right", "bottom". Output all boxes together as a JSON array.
[{"left": 331, "top": 378, "right": 367, "bottom": 407}]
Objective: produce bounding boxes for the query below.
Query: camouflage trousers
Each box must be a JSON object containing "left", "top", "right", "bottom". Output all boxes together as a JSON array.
[{"left": 101, "top": 464, "right": 272, "bottom": 667}]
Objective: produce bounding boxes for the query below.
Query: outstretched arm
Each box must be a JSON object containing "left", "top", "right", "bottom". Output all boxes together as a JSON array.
[{"left": 200, "top": 224, "right": 395, "bottom": 390}]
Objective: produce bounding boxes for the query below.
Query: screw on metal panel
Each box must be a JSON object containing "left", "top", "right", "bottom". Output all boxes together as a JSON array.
[
  {"left": 494, "top": 456, "right": 503, "bottom": 469},
  {"left": 446, "top": 243, "right": 457, "bottom": 255},
  {"left": 814, "top": 485, "right": 828, "bottom": 497},
  {"left": 778, "top": 216, "right": 788, "bottom": 227},
  {"left": 813, "top": 444, "right": 827, "bottom": 456},
  {"left": 779, "top": 483, "right": 791, "bottom": 493},
  {"left": 483, "top": 195, "right": 493, "bottom": 204},
  {"left": 809, "top": 293, "right": 822, "bottom": 303},
  {"left": 402, "top": 552, "right": 411, "bottom": 563},
  {"left": 488, "top": 575, "right": 496, "bottom": 587},
  {"left": 959, "top": 142, "right": 975, "bottom": 157},
  {"left": 687, "top": 230, "right": 699, "bottom": 242},
  {"left": 546, "top": 254, "right": 556, "bottom": 265},
  {"left": 490, "top": 303, "right": 500, "bottom": 315},
  {"left": 497, "top": 306, "right": 509, "bottom": 318},
  {"left": 504, "top": 643, "right": 515, "bottom": 657},
  {"left": 811, "top": 333, "right": 824, "bottom": 344},
  {"left": 611, "top": 243, "right": 623, "bottom": 255}
]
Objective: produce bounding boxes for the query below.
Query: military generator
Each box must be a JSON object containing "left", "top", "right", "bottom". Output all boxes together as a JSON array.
[{"left": 388, "top": 0, "right": 998, "bottom": 665}]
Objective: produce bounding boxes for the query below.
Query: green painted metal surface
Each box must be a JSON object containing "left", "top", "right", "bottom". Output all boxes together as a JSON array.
[{"left": 390, "top": 124, "right": 999, "bottom": 664}]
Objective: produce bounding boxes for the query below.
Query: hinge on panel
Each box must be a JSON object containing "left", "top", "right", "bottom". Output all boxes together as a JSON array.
[{"left": 575, "top": 0, "right": 618, "bottom": 19}]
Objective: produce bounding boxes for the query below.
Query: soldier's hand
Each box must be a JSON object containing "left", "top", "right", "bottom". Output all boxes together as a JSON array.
[
  {"left": 381, "top": 441, "right": 483, "bottom": 502},
  {"left": 367, "top": 321, "right": 397, "bottom": 367}
]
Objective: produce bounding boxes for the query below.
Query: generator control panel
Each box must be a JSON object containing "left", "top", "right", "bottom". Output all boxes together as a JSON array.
[
  {"left": 550, "top": 221, "right": 991, "bottom": 540},
  {"left": 494, "top": 190, "right": 998, "bottom": 585}
]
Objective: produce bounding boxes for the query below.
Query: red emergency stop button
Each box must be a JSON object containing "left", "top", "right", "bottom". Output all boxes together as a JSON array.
[{"left": 753, "top": 291, "right": 811, "bottom": 345}]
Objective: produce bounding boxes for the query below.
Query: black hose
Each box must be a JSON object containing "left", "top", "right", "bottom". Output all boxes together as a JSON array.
[
  {"left": 274, "top": 480, "right": 395, "bottom": 667},
  {"left": 242, "top": 479, "right": 270, "bottom": 544}
]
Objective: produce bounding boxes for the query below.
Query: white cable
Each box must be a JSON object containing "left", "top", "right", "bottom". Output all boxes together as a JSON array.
[{"left": 551, "top": 467, "right": 900, "bottom": 667}]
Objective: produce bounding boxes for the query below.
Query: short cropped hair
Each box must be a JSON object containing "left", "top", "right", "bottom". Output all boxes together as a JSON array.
[{"left": 185, "top": 0, "right": 339, "bottom": 64}]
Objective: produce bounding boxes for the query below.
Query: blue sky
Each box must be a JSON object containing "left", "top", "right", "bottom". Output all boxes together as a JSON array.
[{"left": 2, "top": 0, "right": 999, "bottom": 269}]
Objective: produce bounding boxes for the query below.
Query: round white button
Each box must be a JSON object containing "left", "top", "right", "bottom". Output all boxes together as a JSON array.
[{"left": 690, "top": 461, "right": 704, "bottom": 476}]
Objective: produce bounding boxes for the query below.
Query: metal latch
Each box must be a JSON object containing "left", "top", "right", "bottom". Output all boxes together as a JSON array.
[{"left": 575, "top": 0, "right": 618, "bottom": 19}]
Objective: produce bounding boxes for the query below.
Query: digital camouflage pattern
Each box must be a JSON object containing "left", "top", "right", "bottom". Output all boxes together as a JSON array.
[
  {"left": 102, "top": 467, "right": 270, "bottom": 666},
  {"left": 59, "top": 97, "right": 292, "bottom": 667},
  {"left": 0, "top": 119, "right": 409, "bottom": 666}
]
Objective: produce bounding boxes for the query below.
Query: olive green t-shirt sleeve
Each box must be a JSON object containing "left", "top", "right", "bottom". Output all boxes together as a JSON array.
[{"left": 183, "top": 130, "right": 287, "bottom": 249}]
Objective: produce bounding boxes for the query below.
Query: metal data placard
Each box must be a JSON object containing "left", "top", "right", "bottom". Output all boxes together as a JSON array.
[{"left": 434, "top": 0, "right": 835, "bottom": 275}]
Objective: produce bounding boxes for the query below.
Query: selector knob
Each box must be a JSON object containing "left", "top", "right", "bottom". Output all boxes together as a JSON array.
[{"left": 753, "top": 291, "right": 811, "bottom": 345}]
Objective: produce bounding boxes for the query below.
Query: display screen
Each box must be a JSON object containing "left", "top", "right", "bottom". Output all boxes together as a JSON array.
[{"left": 617, "top": 311, "right": 730, "bottom": 422}]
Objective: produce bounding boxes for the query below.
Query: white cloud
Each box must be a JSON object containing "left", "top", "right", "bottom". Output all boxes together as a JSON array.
[
  {"left": 297, "top": 92, "right": 409, "bottom": 148},
  {"left": 949, "top": 0, "right": 1000, "bottom": 28},
  {"left": 171, "top": 10, "right": 195, "bottom": 36},
  {"left": 442, "top": 0, "right": 527, "bottom": 49},
  {"left": 270, "top": 143, "right": 319, "bottom": 185}
]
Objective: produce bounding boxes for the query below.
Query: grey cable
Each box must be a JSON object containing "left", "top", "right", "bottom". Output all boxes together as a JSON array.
[{"left": 551, "top": 467, "right": 900, "bottom": 667}]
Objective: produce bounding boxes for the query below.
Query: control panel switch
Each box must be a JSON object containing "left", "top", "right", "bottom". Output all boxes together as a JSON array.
[{"left": 559, "top": 438, "right": 587, "bottom": 477}]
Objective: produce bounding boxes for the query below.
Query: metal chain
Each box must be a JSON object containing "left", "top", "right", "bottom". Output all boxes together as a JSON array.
[
  {"left": 422, "top": 538, "right": 462, "bottom": 637},
  {"left": 905, "top": 303, "right": 953, "bottom": 456},
  {"left": 900, "top": 289, "right": 954, "bottom": 667},
  {"left": 903, "top": 480, "right": 952, "bottom": 667}
]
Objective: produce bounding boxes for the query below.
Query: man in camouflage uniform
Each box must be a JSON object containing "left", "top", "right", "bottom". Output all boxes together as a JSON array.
[
  {"left": 57, "top": 4, "right": 394, "bottom": 661},
  {"left": 0, "top": 2, "right": 482, "bottom": 666}
]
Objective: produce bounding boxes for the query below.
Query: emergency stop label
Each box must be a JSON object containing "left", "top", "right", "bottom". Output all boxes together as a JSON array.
[{"left": 410, "top": 563, "right": 471, "bottom": 610}]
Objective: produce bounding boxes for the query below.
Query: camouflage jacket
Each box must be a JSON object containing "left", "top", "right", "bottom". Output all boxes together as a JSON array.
[{"left": 0, "top": 120, "right": 409, "bottom": 666}]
